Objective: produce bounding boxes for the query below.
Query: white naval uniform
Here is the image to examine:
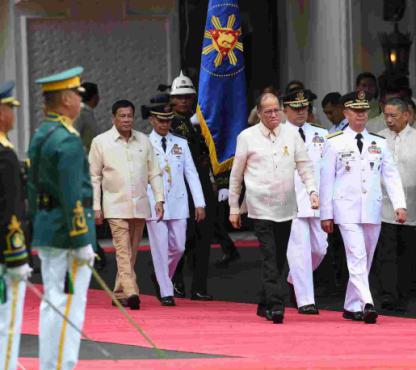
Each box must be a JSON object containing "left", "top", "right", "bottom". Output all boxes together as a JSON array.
[
  {"left": 0, "top": 265, "right": 26, "bottom": 370},
  {"left": 286, "top": 122, "right": 328, "bottom": 307},
  {"left": 146, "top": 131, "right": 205, "bottom": 298},
  {"left": 320, "top": 126, "right": 406, "bottom": 312}
]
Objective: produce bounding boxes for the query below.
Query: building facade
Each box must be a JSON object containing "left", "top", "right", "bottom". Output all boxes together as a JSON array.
[{"left": 1, "top": 0, "right": 415, "bottom": 157}]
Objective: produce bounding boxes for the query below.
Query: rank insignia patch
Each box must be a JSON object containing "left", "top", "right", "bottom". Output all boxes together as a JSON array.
[{"left": 69, "top": 201, "right": 88, "bottom": 237}]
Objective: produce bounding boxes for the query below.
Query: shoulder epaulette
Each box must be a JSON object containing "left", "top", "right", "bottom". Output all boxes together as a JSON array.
[
  {"left": 171, "top": 132, "right": 187, "bottom": 140},
  {"left": 310, "top": 123, "right": 324, "bottom": 129},
  {"left": 326, "top": 131, "right": 343, "bottom": 139},
  {"left": 369, "top": 132, "right": 385, "bottom": 139}
]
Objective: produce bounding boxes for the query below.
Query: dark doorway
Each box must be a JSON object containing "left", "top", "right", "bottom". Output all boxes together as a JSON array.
[{"left": 179, "top": 0, "right": 280, "bottom": 107}]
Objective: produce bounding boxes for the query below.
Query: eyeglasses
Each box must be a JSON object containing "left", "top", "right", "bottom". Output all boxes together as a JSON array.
[{"left": 262, "top": 109, "right": 282, "bottom": 117}]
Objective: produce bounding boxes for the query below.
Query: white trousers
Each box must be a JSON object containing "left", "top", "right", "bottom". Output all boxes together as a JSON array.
[
  {"left": 0, "top": 269, "right": 26, "bottom": 370},
  {"left": 338, "top": 223, "right": 381, "bottom": 312},
  {"left": 38, "top": 248, "right": 92, "bottom": 370},
  {"left": 287, "top": 217, "right": 328, "bottom": 307},
  {"left": 146, "top": 219, "right": 187, "bottom": 298}
]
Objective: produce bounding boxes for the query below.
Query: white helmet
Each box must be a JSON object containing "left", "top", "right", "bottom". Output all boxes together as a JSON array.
[{"left": 170, "top": 71, "right": 196, "bottom": 96}]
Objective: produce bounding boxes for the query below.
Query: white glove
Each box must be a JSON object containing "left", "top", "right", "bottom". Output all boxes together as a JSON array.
[
  {"left": 218, "top": 188, "right": 229, "bottom": 202},
  {"left": 8, "top": 263, "right": 32, "bottom": 281},
  {"left": 190, "top": 113, "right": 200, "bottom": 126},
  {"left": 73, "top": 244, "right": 95, "bottom": 264}
]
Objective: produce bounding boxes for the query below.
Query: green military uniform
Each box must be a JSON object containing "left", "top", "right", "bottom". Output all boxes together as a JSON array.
[
  {"left": 28, "top": 112, "right": 95, "bottom": 248},
  {"left": 28, "top": 67, "right": 97, "bottom": 370}
]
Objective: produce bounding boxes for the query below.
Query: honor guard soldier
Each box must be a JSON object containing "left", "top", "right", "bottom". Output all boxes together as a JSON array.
[
  {"left": 0, "top": 81, "right": 31, "bottom": 370},
  {"left": 170, "top": 71, "right": 215, "bottom": 300},
  {"left": 284, "top": 89, "right": 328, "bottom": 314},
  {"left": 320, "top": 90, "right": 407, "bottom": 324},
  {"left": 143, "top": 95, "right": 205, "bottom": 306},
  {"left": 27, "top": 67, "right": 96, "bottom": 369}
]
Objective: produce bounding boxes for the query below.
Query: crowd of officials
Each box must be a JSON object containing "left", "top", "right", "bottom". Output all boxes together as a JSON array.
[{"left": 0, "top": 66, "right": 415, "bottom": 369}]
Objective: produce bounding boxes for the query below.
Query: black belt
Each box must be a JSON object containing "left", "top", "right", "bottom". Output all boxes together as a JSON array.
[{"left": 37, "top": 193, "right": 92, "bottom": 210}]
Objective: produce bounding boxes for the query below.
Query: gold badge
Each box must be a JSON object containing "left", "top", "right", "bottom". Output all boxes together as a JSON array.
[
  {"left": 357, "top": 90, "right": 365, "bottom": 100},
  {"left": 69, "top": 201, "right": 88, "bottom": 237},
  {"left": 296, "top": 91, "right": 304, "bottom": 101},
  {"left": 6, "top": 215, "right": 25, "bottom": 250}
]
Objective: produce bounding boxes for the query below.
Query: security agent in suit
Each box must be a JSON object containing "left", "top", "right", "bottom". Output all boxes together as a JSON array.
[
  {"left": 0, "top": 81, "right": 32, "bottom": 370},
  {"left": 320, "top": 90, "right": 407, "bottom": 324},
  {"left": 284, "top": 89, "right": 328, "bottom": 314},
  {"left": 170, "top": 71, "right": 215, "bottom": 300},
  {"left": 142, "top": 96, "right": 205, "bottom": 306}
]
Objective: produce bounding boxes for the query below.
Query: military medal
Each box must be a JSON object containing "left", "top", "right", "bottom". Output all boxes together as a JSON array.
[
  {"left": 368, "top": 141, "right": 381, "bottom": 154},
  {"left": 345, "top": 161, "right": 351, "bottom": 171},
  {"left": 172, "top": 144, "right": 183, "bottom": 155},
  {"left": 370, "top": 162, "right": 374, "bottom": 171}
]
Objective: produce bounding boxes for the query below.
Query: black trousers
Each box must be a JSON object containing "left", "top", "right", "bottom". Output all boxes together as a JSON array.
[
  {"left": 376, "top": 222, "right": 416, "bottom": 303},
  {"left": 214, "top": 200, "right": 236, "bottom": 255},
  {"left": 173, "top": 186, "right": 215, "bottom": 294},
  {"left": 253, "top": 219, "right": 292, "bottom": 310}
]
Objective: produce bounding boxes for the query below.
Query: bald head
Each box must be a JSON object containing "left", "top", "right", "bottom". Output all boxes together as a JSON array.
[{"left": 256, "top": 92, "right": 279, "bottom": 112}]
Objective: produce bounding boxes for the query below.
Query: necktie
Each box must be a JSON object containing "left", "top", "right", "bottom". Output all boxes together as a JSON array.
[
  {"left": 355, "top": 133, "right": 363, "bottom": 153},
  {"left": 161, "top": 137, "right": 167, "bottom": 152},
  {"left": 299, "top": 127, "right": 306, "bottom": 142}
]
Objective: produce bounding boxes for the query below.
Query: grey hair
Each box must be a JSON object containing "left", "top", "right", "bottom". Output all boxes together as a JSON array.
[{"left": 385, "top": 97, "right": 409, "bottom": 113}]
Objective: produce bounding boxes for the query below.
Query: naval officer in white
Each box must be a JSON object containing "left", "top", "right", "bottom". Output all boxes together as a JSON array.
[
  {"left": 144, "top": 96, "right": 205, "bottom": 306},
  {"left": 320, "top": 90, "right": 407, "bottom": 324},
  {"left": 283, "top": 89, "right": 328, "bottom": 314}
]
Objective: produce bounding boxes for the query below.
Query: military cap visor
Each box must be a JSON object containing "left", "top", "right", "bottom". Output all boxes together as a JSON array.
[
  {"left": 0, "top": 81, "right": 20, "bottom": 107},
  {"left": 149, "top": 104, "right": 174, "bottom": 120},
  {"left": 341, "top": 90, "right": 370, "bottom": 110},
  {"left": 35, "top": 66, "right": 85, "bottom": 93},
  {"left": 283, "top": 89, "right": 310, "bottom": 108}
]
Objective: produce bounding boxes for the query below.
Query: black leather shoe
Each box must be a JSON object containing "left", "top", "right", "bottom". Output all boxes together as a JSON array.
[
  {"left": 257, "top": 303, "right": 267, "bottom": 318},
  {"left": 191, "top": 292, "right": 213, "bottom": 301},
  {"left": 215, "top": 249, "right": 241, "bottom": 268},
  {"left": 127, "top": 294, "right": 141, "bottom": 310},
  {"left": 112, "top": 298, "right": 128, "bottom": 307},
  {"left": 150, "top": 273, "right": 161, "bottom": 301},
  {"left": 160, "top": 296, "right": 176, "bottom": 306},
  {"left": 298, "top": 304, "right": 319, "bottom": 315},
  {"left": 363, "top": 304, "right": 378, "bottom": 324},
  {"left": 173, "top": 282, "right": 186, "bottom": 298},
  {"left": 266, "top": 309, "right": 284, "bottom": 324},
  {"left": 342, "top": 309, "right": 363, "bottom": 321}
]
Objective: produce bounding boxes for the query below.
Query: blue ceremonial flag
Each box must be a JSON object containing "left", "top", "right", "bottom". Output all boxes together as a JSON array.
[{"left": 196, "top": 0, "right": 247, "bottom": 175}]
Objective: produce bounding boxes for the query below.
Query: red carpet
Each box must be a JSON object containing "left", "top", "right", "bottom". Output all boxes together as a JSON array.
[{"left": 19, "top": 287, "right": 416, "bottom": 369}]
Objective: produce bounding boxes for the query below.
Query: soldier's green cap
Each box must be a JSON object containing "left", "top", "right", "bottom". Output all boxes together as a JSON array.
[
  {"left": 35, "top": 66, "right": 85, "bottom": 93},
  {"left": 0, "top": 81, "right": 20, "bottom": 107}
]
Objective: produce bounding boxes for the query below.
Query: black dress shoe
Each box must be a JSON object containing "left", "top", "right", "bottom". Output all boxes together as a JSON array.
[
  {"left": 342, "top": 309, "right": 363, "bottom": 321},
  {"left": 191, "top": 292, "right": 213, "bottom": 301},
  {"left": 266, "top": 309, "right": 284, "bottom": 324},
  {"left": 160, "top": 296, "right": 176, "bottom": 306},
  {"left": 214, "top": 249, "right": 241, "bottom": 268},
  {"left": 150, "top": 273, "right": 161, "bottom": 301},
  {"left": 298, "top": 304, "right": 319, "bottom": 315},
  {"left": 112, "top": 298, "right": 128, "bottom": 307},
  {"left": 256, "top": 303, "right": 267, "bottom": 318},
  {"left": 173, "top": 282, "right": 186, "bottom": 298},
  {"left": 127, "top": 294, "right": 141, "bottom": 310},
  {"left": 363, "top": 303, "right": 378, "bottom": 324}
]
